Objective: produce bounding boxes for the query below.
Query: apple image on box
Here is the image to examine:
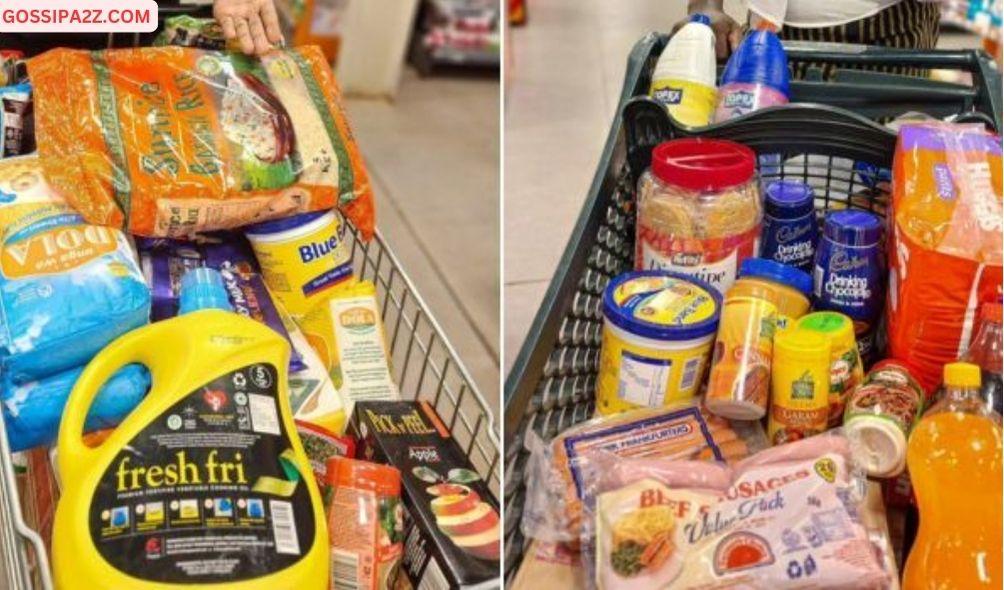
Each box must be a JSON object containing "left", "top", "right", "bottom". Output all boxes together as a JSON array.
[{"left": 428, "top": 484, "right": 500, "bottom": 561}]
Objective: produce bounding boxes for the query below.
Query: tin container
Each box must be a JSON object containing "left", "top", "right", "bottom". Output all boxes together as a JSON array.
[{"left": 844, "top": 360, "right": 925, "bottom": 478}]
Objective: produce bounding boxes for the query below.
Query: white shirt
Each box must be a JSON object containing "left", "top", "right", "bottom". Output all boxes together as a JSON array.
[{"left": 748, "top": 0, "right": 905, "bottom": 28}]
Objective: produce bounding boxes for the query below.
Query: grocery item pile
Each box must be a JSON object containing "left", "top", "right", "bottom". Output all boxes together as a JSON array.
[
  {"left": 0, "top": 33, "right": 498, "bottom": 590},
  {"left": 514, "top": 23, "right": 1003, "bottom": 590}
]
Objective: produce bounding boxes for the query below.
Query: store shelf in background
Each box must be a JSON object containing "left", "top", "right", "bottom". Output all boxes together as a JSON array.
[{"left": 410, "top": 0, "right": 501, "bottom": 76}]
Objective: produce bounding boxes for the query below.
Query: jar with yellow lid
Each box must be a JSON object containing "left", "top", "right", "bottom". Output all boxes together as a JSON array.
[
  {"left": 768, "top": 329, "right": 831, "bottom": 445},
  {"left": 596, "top": 270, "right": 722, "bottom": 416}
]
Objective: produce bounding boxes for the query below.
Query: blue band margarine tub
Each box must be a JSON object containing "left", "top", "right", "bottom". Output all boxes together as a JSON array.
[
  {"left": 597, "top": 270, "right": 722, "bottom": 416},
  {"left": 245, "top": 210, "right": 353, "bottom": 317}
]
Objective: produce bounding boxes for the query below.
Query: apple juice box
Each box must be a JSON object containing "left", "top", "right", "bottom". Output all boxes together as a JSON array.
[{"left": 351, "top": 401, "right": 500, "bottom": 589}]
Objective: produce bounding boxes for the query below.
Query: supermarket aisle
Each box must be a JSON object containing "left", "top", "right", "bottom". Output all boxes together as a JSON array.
[
  {"left": 346, "top": 67, "right": 501, "bottom": 416},
  {"left": 504, "top": 0, "right": 697, "bottom": 372}
]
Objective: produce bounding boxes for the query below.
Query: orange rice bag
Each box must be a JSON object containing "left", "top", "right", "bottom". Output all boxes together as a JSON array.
[{"left": 28, "top": 45, "right": 374, "bottom": 239}]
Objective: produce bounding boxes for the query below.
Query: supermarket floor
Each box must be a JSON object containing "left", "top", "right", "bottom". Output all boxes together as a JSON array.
[
  {"left": 503, "top": 0, "right": 984, "bottom": 374},
  {"left": 346, "top": 67, "right": 501, "bottom": 418}
]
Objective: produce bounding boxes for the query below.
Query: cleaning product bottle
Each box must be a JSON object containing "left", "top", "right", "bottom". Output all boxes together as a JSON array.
[
  {"left": 903, "top": 362, "right": 1002, "bottom": 589},
  {"left": 648, "top": 14, "right": 717, "bottom": 127},
  {"left": 52, "top": 268, "right": 329, "bottom": 589},
  {"left": 713, "top": 26, "right": 790, "bottom": 123}
]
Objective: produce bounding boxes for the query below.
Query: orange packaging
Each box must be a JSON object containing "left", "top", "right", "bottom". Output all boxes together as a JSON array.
[
  {"left": 326, "top": 456, "right": 404, "bottom": 590},
  {"left": 27, "top": 45, "right": 374, "bottom": 239},
  {"left": 705, "top": 295, "right": 776, "bottom": 420},
  {"left": 887, "top": 123, "right": 1003, "bottom": 393}
]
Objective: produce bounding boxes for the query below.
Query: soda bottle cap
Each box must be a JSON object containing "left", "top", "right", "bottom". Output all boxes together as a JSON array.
[
  {"left": 764, "top": 180, "right": 815, "bottom": 218},
  {"left": 720, "top": 30, "right": 790, "bottom": 98},
  {"left": 179, "top": 267, "right": 233, "bottom": 314},
  {"left": 823, "top": 210, "right": 883, "bottom": 246},
  {"left": 651, "top": 138, "right": 755, "bottom": 192},
  {"left": 944, "top": 362, "right": 981, "bottom": 388}
]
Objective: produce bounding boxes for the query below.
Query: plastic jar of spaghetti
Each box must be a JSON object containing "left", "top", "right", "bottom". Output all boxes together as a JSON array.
[
  {"left": 596, "top": 270, "right": 722, "bottom": 416},
  {"left": 636, "top": 138, "right": 761, "bottom": 295}
]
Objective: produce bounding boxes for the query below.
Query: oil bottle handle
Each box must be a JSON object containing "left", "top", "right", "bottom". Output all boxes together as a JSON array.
[{"left": 57, "top": 321, "right": 170, "bottom": 477}]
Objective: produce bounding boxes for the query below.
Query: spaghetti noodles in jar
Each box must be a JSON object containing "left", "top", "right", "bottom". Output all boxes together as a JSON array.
[{"left": 636, "top": 138, "right": 761, "bottom": 295}]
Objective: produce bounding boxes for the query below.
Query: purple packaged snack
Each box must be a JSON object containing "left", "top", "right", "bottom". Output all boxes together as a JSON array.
[{"left": 137, "top": 233, "right": 308, "bottom": 372}]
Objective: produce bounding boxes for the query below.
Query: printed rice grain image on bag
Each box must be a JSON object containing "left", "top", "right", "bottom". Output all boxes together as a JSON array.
[
  {"left": 0, "top": 0, "right": 501, "bottom": 589},
  {"left": 503, "top": 1, "right": 1002, "bottom": 589}
]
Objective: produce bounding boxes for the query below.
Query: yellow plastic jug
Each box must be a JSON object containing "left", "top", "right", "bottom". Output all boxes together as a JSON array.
[{"left": 53, "top": 309, "right": 329, "bottom": 589}]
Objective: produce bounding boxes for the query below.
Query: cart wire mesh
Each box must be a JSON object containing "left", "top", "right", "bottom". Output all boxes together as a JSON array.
[
  {"left": 503, "top": 33, "right": 1002, "bottom": 582},
  {"left": 0, "top": 227, "right": 501, "bottom": 590}
]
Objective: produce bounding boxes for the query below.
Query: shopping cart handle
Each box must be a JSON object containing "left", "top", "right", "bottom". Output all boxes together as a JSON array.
[{"left": 781, "top": 41, "right": 983, "bottom": 70}]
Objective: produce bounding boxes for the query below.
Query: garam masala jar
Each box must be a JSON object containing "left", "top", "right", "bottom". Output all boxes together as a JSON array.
[{"left": 636, "top": 138, "right": 762, "bottom": 295}]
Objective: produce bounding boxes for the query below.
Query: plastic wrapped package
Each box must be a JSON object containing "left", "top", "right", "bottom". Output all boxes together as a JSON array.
[
  {"left": 2, "top": 364, "right": 149, "bottom": 452},
  {"left": 28, "top": 45, "right": 374, "bottom": 239},
  {"left": 582, "top": 432, "right": 890, "bottom": 589},
  {"left": 887, "top": 122, "right": 1002, "bottom": 392},
  {"left": 0, "top": 156, "right": 150, "bottom": 384},
  {"left": 137, "top": 233, "right": 308, "bottom": 373},
  {"left": 521, "top": 402, "right": 768, "bottom": 545}
]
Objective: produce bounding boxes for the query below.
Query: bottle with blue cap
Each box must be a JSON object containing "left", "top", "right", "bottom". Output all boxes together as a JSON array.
[
  {"left": 713, "top": 26, "right": 790, "bottom": 123},
  {"left": 814, "top": 210, "right": 885, "bottom": 365},
  {"left": 649, "top": 14, "right": 718, "bottom": 127},
  {"left": 760, "top": 180, "right": 819, "bottom": 273}
]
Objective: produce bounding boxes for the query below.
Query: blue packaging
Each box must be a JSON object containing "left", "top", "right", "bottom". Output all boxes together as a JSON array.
[
  {"left": 136, "top": 234, "right": 307, "bottom": 373},
  {"left": 2, "top": 364, "right": 150, "bottom": 452},
  {"left": 0, "top": 157, "right": 150, "bottom": 385},
  {"left": 813, "top": 210, "right": 885, "bottom": 364},
  {"left": 760, "top": 180, "right": 819, "bottom": 273}
]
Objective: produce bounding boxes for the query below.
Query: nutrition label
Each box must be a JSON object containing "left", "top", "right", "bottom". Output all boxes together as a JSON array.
[{"left": 88, "top": 363, "right": 315, "bottom": 583}]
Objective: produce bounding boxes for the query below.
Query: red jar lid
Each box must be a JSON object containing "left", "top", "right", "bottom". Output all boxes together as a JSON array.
[{"left": 651, "top": 138, "right": 756, "bottom": 192}]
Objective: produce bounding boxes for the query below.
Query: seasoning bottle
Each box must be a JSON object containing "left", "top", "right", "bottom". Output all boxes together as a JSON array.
[{"left": 768, "top": 329, "right": 831, "bottom": 445}]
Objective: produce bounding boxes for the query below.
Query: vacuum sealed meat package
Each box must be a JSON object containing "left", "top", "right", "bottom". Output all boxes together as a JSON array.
[
  {"left": 887, "top": 122, "right": 1002, "bottom": 392},
  {"left": 585, "top": 433, "right": 889, "bottom": 589},
  {"left": 0, "top": 156, "right": 150, "bottom": 384},
  {"left": 27, "top": 45, "right": 374, "bottom": 239}
]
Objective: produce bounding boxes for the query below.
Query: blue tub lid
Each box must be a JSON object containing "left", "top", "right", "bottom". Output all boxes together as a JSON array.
[
  {"left": 603, "top": 271, "right": 722, "bottom": 341},
  {"left": 823, "top": 210, "right": 883, "bottom": 246},
  {"left": 739, "top": 258, "right": 813, "bottom": 296}
]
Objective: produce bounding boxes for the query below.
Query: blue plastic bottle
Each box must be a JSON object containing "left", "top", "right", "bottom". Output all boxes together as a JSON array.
[
  {"left": 760, "top": 180, "right": 819, "bottom": 273},
  {"left": 713, "top": 28, "right": 790, "bottom": 122}
]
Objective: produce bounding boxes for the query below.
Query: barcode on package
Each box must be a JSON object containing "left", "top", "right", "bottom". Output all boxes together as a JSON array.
[
  {"left": 680, "top": 357, "right": 700, "bottom": 391},
  {"left": 332, "top": 550, "right": 360, "bottom": 590},
  {"left": 417, "top": 558, "right": 450, "bottom": 590},
  {"left": 269, "top": 500, "right": 300, "bottom": 555}
]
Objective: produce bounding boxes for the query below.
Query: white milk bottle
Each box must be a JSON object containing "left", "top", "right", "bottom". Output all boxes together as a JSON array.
[{"left": 649, "top": 14, "right": 717, "bottom": 127}]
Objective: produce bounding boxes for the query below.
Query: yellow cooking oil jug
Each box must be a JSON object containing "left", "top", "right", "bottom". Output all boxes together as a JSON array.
[{"left": 53, "top": 306, "right": 329, "bottom": 589}]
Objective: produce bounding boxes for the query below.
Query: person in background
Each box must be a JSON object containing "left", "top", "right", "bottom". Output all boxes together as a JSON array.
[
  {"left": 214, "top": 0, "right": 285, "bottom": 55},
  {"left": 681, "top": 0, "right": 940, "bottom": 75}
]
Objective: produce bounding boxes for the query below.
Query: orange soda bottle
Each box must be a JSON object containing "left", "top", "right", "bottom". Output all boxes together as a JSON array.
[{"left": 903, "top": 362, "right": 1003, "bottom": 588}]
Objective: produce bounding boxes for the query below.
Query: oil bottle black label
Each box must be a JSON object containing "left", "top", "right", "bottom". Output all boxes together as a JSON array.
[{"left": 88, "top": 363, "right": 316, "bottom": 583}]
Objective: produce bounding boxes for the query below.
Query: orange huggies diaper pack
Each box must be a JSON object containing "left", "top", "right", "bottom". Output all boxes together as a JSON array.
[
  {"left": 887, "top": 122, "right": 1003, "bottom": 393},
  {"left": 27, "top": 46, "right": 374, "bottom": 239}
]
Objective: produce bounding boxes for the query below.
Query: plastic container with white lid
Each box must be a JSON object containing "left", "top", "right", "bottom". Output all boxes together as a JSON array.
[
  {"left": 245, "top": 209, "right": 353, "bottom": 317},
  {"left": 596, "top": 270, "right": 722, "bottom": 416},
  {"left": 636, "top": 138, "right": 762, "bottom": 296}
]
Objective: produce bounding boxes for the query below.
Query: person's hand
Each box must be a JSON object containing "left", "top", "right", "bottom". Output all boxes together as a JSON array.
[
  {"left": 674, "top": 0, "right": 743, "bottom": 60},
  {"left": 214, "top": 0, "right": 284, "bottom": 56}
]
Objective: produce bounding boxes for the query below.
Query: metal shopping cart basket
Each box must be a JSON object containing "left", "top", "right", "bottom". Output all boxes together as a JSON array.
[
  {"left": 0, "top": 27, "right": 501, "bottom": 590},
  {"left": 502, "top": 33, "right": 1002, "bottom": 582}
]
